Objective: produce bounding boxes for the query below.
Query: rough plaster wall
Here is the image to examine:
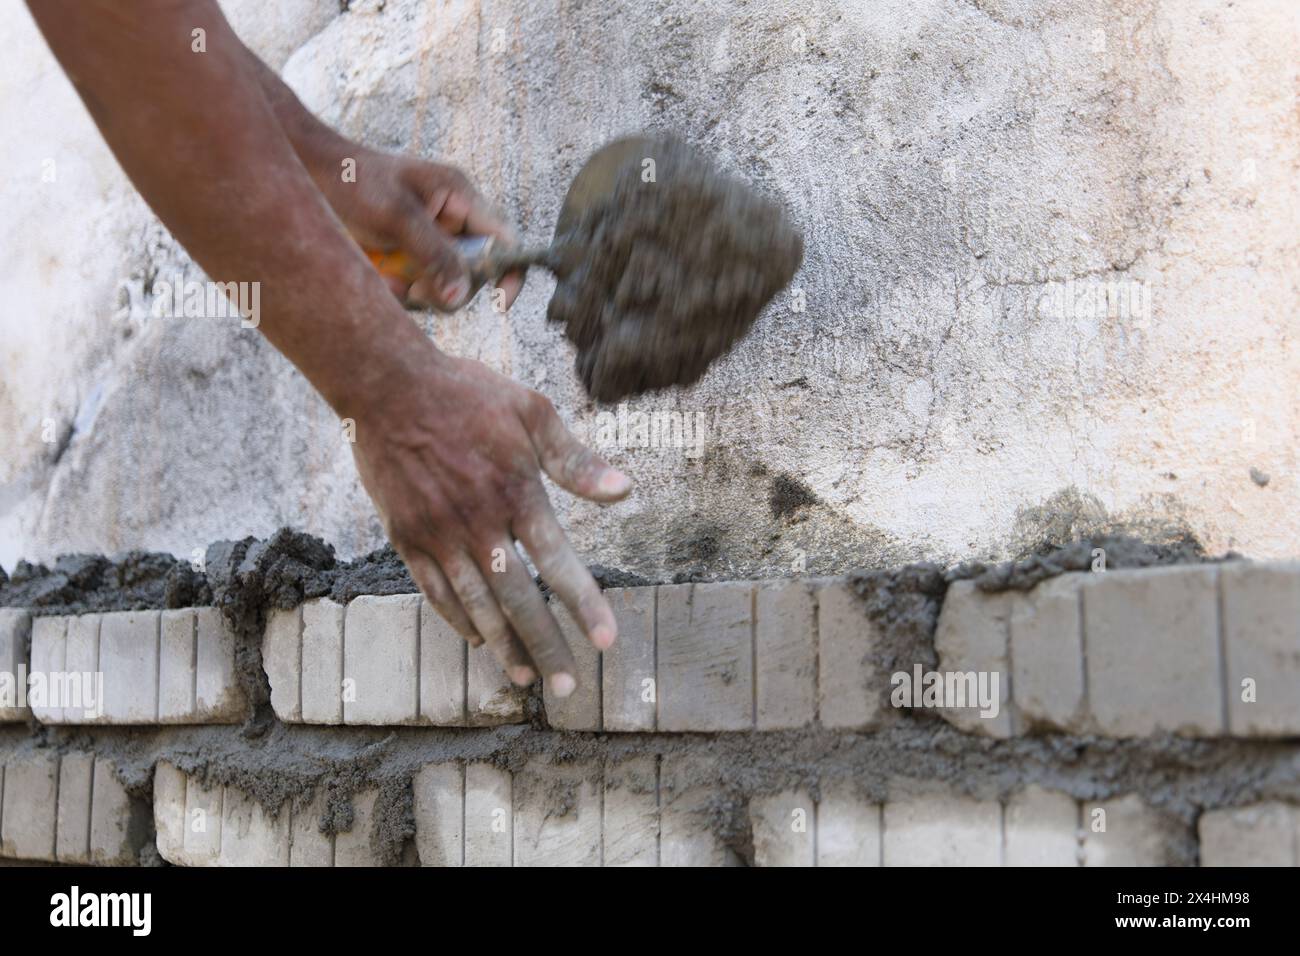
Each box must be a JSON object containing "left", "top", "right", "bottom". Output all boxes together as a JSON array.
[{"left": 0, "top": 0, "right": 1296, "bottom": 577}]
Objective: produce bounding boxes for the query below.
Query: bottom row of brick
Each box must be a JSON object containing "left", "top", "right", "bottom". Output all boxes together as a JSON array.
[{"left": 3, "top": 748, "right": 1294, "bottom": 866}]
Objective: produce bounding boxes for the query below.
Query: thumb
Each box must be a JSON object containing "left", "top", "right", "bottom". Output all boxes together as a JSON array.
[
  {"left": 523, "top": 394, "right": 632, "bottom": 502},
  {"left": 393, "top": 195, "right": 471, "bottom": 309}
]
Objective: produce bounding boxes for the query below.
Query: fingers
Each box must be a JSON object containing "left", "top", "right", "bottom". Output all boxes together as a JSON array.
[
  {"left": 442, "top": 554, "right": 535, "bottom": 685},
  {"left": 514, "top": 492, "right": 617, "bottom": 652},
  {"left": 393, "top": 194, "right": 471, "bottom": 309},
  {"left": 478, "top": 539, "right": 579, "bottom": 694},
  {"left": 522, "top": 394, "right": 632, "bottom": 502},
  {"left": 402, "top": 548, "right": 482, "bottom": 647}
]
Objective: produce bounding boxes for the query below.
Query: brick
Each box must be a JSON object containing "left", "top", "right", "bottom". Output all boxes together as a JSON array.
[
  {"left": 90, "top": 758, "right": 144, "bottom": 865},
  {"left": 29, "top": 616, "right": 66, "bottom": 723},
  {"left": 301, "top": 598, "right": 345, "bottom": 724},
  {"left": 344, "top": 594, "right": 419, "bottom": 725},
  {"left": 0, "top": 750, "right": 58, "bottom": 860},
  {"left": 1220, "top": 561, "right": 1300, "bottom": 736},
  {"left": 660, "top": 754, "right": 736, "bottom": 866},
  {"left": 604, "top": 757, "right": 658, "bottom": 867},
  {"left": 288, "top": 790, "right": 333, "bottom": 867},
  {"left": 1083, "top": 566, "right": 1223, "bottom": 737},
  {"left": 816, "top": 580, "right": 879, "bottom": 730},
  {"left": 465, "top": 763, "right": 512, "bottom": 866},
  {"left": 1010, "top": 575, "right": 1086, "bottom": 731},
  {"left": 816, "top": 787, "right": 881, "bottom": 866},
  {"left": 1199, "top": 802, "right": 1298, "bottom": 867},
  {"left": 55, "top": 751, "right": 94, "bottom": 863},
  {"left": 544, "top": 601, "right": 600, "bottom": 730},
  {"left": 755, "top": 580, "right": 816, "bottom": 729},
  {"left": 883, "top": 793, "right": 1001, "bottom": 866},
  {"left": 182, "top": 775, "right": 224, "bottom": 865},
  {"left": 333, "top": 788, "right": 382, "bottom": 866},
  {"left": 1004, "top": 785, "right": 1079, "bottom": 866},
  {"left": 658, "top": 582, "right": 753, "bottom": 732},
  {"left": 153, "top": 762, "right": 187, "bottom": 864},
  {"left": 1083, "top": 795, "right": 1181, "bottom": 866},
  {"left": 513, "top": 758, "right": 600, "bottom": 866},
  {"left": 219, "top": 786, "right": 289, "bottom": 866},
  {"left": 262, "top": 606, "right": 301, "bottom": 722},
  {"left": 601, "top": 586, "right": 656, "bottom": 731},
  {"left": 751, "top": 790, "right": 815, "bottom": 866},
  {"left": 419, "top": 600, "right": 465, "bottom": 726},
  {"left": 194, "top": 607, "right": 243, "bottom": 721},
  {"left": 933, "top": 582, "right": 1015, "bottom": 737},
  {"left": 0, "top": 609, "right": 31, "bottom": 721},
  {"left": 99, "top": 610, "right": 160, "bottom": 723},
  {"left": 413, "top": 762, "right": 463, "bottom": 867},
  {"left": 64, "top": 615, "right": 100, "bottom": 721},
  {"left": 159, "top": 609, "right": 196, "bottom": 722},
  {"left": 467, "top": 644, "right": 525, "bottom": 725}
]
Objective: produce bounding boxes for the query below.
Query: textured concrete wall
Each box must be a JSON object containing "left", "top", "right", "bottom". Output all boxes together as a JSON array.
[{"left": 1, "top": 0, "right": 1297, "bottom": 576}]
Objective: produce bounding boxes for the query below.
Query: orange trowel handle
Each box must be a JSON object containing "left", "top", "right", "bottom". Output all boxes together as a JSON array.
[{"left": 363, "top": 235, "right": 496, "bottom": 286}]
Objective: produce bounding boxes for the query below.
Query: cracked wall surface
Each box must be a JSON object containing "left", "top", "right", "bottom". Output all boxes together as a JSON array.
[{"left": 1, "top": 0, "right": 1297, "bottom": 578}]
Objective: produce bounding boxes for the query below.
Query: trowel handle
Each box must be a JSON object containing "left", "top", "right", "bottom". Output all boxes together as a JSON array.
[{"left": 364, "top": 235, "right": 511, "bottom": 287}]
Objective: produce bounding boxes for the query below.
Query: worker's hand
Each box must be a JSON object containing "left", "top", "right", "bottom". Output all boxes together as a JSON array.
[
  {"left": 350, "top": 342, "right": 631, "bottom": 694},
  {"left": 314, "top": 145, "right": 525, "bottom": 311}
]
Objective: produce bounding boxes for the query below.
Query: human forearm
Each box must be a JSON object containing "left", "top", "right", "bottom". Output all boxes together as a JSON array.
[{"left": 26, "top": 0, "right": 424, "bottom": 418}]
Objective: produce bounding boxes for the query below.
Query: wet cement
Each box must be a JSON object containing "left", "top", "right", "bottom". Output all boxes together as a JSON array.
[{"left": 544, "top": 137, "right": 803, "bottom": 403}]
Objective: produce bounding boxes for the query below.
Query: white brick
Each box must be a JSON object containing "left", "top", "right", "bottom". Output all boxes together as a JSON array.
[
  {"left": 262, "top": 606, "right": 301, "bottom": 722},
  {"left": 816, "top": 580, "right": 880, "bottom": 730},
  {"left": 153, "top": 762, "right": 187, "bottom": 864},
  {"left": 55, "top": 751, "right": 94, "bottom": 863},
  {"left": 1221, "top": 561, "right": 1300, "bottom": 736},
  {"left": 817, "top": 787, "right": 881, "bottom": 866},
  {"left": 513, "top": 758, "right": 600, "bottom": 866},
  {"left": 751, "top": 790, "right": 815, "bottom": 866},
  {"left": 0, "top": 609, "right": 31, "bottom": 721},
  {"left": 195, "top": 607, "right": 243, "bottom": 721},
  {"left": 0, "top": 750, "right": 59, "bottom": 860},
  {"left": 159, "top": 609, "right": 196, "bottom": 722},
  {"left": 413, "top": 762, "right": 463, "bottom": 866},
  {"left": 465, "top": 763, "right": 512, "bottom": 866},
  {"left": 1083, "top": 566, "right": 1223, "bottom": 737},
  {"left": 419, "top": 600, "right": 465, "bottom": 726},
  {"left": 603, "top": 757, "right": 658, "bottom": 867},
  {"left": 90, "top": 758, "right": 143, "bottom": 865},
  {"left": 333, "top": 789, "right": 382, "bottom": 866},
  {"left": 1004, "top": 785, "right": 1079, "bottom": 866},
  {"left": 219, "top": 787, "right": 289, "bottom": 866},
  {"left": 601, "top": 587, "right": 656, "bottom": 732},
  {"left": 302, "top": 598, "right": 344, "bottom": 724},
  {"left": 99, "top": 610, "right": 160, "bottom": 723},
  {"left": 182, "top": 775, "right": 224, "bottom": 865},
  {"left": 933, "top": 582, "right": 1015, "bottom": 737},
  {"left": 467, "top": 644, "right": 524, "bottom": 725},
  {"left": 883, "top": 793, "right": 1001, "bottom": 866},
  {"left": 544, "top": 601, "right": 600, "bottom": 730},
  {"left": 1199, "top": 802, "right": 1299, "bottom": 866},
  {"left": 1010, "top": 575, "right": 1086, "bottom": 730},
  {"left": 658, "top": 583, "right": 753, "bottom": 732},
  {"left": 289, "top": 790, "right": 333, "bottom": 867},
  {"left": 660, "top": 754, "right": 735, "bottom": 866},
  {"left": 755, "top": 580, "right": 816, "bottom": 729},
  {"left": 29, "top": 616, "right": 66, "bottom": 723},
  {"left": 64, "top": 615, "right": 100, "bottom": 721},
  {"left": 344, "top": 595, "right": 420, "bottom": 725},
  {"left": 1083, "top": 795, "right": 1180, "bottom": 866}
]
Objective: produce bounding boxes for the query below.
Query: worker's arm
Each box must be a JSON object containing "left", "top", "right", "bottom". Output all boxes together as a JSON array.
[
  {"left": 26, "top": 0, "right": 628, "bottom": 693},
  {"left": 240, "top": 49, "right": 526, "bottom": 309}
]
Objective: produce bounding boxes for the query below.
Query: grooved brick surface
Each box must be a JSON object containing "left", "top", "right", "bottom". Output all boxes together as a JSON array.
[
  {"left": 1009, "top": 574, "right": 1086, "bottom": 731},
  {"left": 883, "top": 793, "right": 1002, "bottom": 866},
  {"left": 816, "top": 579, "right": 879, "bottom": 730},
  {"left": 750, "top": 790, "right": 816, "bottom": 866},
  {"left": 0, "top": 609, "right": 31, "bottom": 722},
  {"left": 302, "top": 598, "right": 345, "bottom": 725},
  {"left": 755, "top": 580, "right": 816, "bottom": 729},
  {"left": 602, "top": 587, "right": 656, "bottom": 732},
  {"left": 543, "top": 601, "right": 600, "bottom": 730},
  {"left": 1220, "top": 561, "right": 1300, "bottom": 736},
  {"left": 1004, "top": 785, "right": 1079, "bottom": 866},
  {"left": 933, "top": 582, "right": 1014, "bottom": 737},
  {"left": 657, "top": 582, "right": 753, "bottom": 732},
  {"left": 1199, "top": 802, "right": 1300, "bottom": 866},
  {"left": 1082, "top": 795, "right": 1181, "bottom": 866},
  {"left": 344, "top": 594, "right": 420, "bottom": 725},
  {"left": 816, "top": 786, "right": 880, "bottom": 866}
]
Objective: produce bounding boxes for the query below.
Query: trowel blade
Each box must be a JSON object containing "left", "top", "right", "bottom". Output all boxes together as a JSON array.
[{"left": 553, "top": 135, "right": 662, "bottom": 239}]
